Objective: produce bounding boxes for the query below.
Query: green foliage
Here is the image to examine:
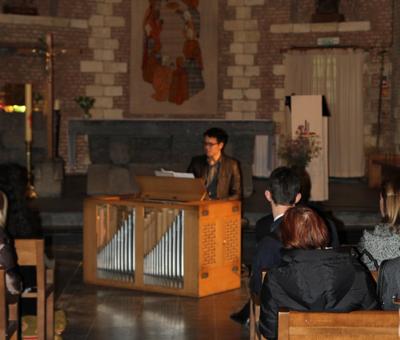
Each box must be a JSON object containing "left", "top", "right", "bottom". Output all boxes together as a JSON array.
[
  {"left": 33, "top": 92, "right": 44, "bottom": 103},
  {"left": 74, "top": 96, "right": 95, "bottom": 118}
]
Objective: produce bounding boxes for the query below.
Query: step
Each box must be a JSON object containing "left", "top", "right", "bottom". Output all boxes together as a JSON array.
[{"left": 40, "top": 212, "right": 83, "bottom": 230}]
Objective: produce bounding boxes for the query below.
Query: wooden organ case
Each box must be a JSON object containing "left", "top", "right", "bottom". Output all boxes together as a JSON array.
[{"left": 83, "top": 176, "right": 241, "bottom": 297}]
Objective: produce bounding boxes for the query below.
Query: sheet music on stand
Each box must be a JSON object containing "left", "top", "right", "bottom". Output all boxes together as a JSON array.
[{"left": 155, "top": 168, "right": 195, "bottom": 179}]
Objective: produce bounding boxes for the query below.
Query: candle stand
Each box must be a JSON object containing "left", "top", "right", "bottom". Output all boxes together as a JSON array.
[{"left": 25, "top": 141, "right": 37, "bottom": 199}]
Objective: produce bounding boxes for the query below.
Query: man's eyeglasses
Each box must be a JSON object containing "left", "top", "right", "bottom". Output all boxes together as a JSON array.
[{"left": 203, "top": 142, "right": 219, "bottom": 147}]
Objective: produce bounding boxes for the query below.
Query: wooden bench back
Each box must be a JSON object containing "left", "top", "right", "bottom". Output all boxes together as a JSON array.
[
  {"left": 0, "top": 268, "right": 18, "bottom": 340},
  {"left": 0, "top": 269, "right": 6, "bottom": 337},
  {"left": 278, "top": 310, "right": 399, "bottom": 340},
  {"left": 14, "top": 239, "right": 46, "bottom": 291},
  {"left": 14, "top": 239, "right": 44, "bottom": 266}
]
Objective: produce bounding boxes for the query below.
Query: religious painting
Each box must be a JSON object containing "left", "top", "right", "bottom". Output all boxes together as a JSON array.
[{"left": 130, "top": 0, "right": 218, "bottom": 115}]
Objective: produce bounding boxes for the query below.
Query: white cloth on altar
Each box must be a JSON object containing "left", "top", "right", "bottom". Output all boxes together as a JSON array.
[{"left": 252, "top": 135, "right": 276, "bottom": 178}]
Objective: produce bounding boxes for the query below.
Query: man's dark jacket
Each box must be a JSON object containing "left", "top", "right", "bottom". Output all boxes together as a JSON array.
[
  {"left": 259, "top": 248, "right": 378, "bottom": 339},
  {"left": 255, "top": 205, "right": 340, "bottom": 247},
  {"left": 250, "top": 217, "right": 283, "bottom": 295},
  {"left": 187, "top": 154, "right": 242, "bottom": 200}
]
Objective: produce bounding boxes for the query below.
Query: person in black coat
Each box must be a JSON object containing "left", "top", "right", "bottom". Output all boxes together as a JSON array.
[{"left": 259, "top": 206, "right": 378, "bottom": 340}]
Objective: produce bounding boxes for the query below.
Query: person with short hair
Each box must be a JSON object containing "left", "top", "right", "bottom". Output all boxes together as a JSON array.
[
  {"left": 231, "top": 166, "right": 339, "bottom": 325},
  {"left": 187, "top": 127, "right": 242, "bottom": 200},
  {"left": 249, "top": 167, "right": 302, "bottom": 297},
  {"left": 231, "top": 167, "right": 301, "bottom": 325},
  {"left": 256, "top": 166, "right": 340, "bottom": 246},
  {"left": 259, "top": 206, "right": 377, "bottom": 340}
]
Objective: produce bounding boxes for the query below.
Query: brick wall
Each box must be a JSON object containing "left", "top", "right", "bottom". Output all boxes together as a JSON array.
[
  {"left": 0, "top": 0, "right": 398, "bottom": 173},
  {"left": 392, "top": 0, "right": 400, "bottom": 153},
  {"left": 256, "top": 0, "right": 394, "bottom": 155},
  {"left": 222, "top": 0, "right": 264, "bottom": 120}
]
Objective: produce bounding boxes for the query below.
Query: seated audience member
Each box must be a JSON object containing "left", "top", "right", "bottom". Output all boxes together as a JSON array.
[
  {"left": 232, "top": 166, "right": 340, "bottom": 324},
  {"left": 231, "top": 167, "right": 301, "bottom": 325},
  {"left": 187, "top": 127, "right": 242, "bottom": 200},
  {"left": 249, "top": 167, "right": 302, "bottom": 299},
  {"left": 358, "top": 177, "right": 400, "bottom": 269},
  {"left": 256, "top": 167, "right": 340, "bottom": 246},
  {"left": 259, "top": 206, "right": 378, "bottom": 340},
  {"left": 0, "top": 191, "right": 22, "bottom": 298}
]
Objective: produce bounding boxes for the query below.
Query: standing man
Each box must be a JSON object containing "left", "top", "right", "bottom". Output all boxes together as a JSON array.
[{"left": 187, "top": 127, "right": 242, "bottom": 200}]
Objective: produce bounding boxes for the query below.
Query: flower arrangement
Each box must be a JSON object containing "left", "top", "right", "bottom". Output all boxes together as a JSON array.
[
  {"left": 75, "top": 96, "right": 95, "bottom": 119},
  {"left": 278, "top": 123, "right": 322, "bottom": 168}
]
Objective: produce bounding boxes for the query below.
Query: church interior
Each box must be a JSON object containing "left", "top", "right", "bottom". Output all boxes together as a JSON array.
[{"left": 0, "top": 0, "right": 400, "bottom": 339}]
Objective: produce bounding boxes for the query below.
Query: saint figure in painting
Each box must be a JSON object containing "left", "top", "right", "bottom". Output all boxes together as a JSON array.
[{"left": 141, "top": 0, "right": 204, "bottom": 105}]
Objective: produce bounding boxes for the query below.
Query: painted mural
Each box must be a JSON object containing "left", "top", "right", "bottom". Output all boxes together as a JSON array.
[{"left": 142, "top": 0, "right": 204, "bottom": 105}]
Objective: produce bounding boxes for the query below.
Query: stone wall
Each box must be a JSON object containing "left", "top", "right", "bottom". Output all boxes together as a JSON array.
[
  {"left": 0, "top": 0, "right": 129, "bottom": 172},
  {"left": 0, "top": 10, "right": 91, "bottom": 171},
  {"left": 392, "top": 0, "right": 400, "bottom": 153},
  {"left": 222, "top": 0, "right": 264, "bottom": 120},
  {"left": 259, "top": 1, "right": 393, "bottom": 152},
  {"left": 0, "top": 0, "right": 398, "bottom": 173},
  {"left": 0, "top": 111, "right": 47, "bottom": 165},
  {"left": 81, "top": 0, "right": 128, "bottom": 120},
  {"left": 67, "top": 119, "right": 274, "bottom": 196}
]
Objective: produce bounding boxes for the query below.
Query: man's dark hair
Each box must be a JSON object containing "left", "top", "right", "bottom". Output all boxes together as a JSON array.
[
  {"left": 266, "top": 166, "right": 301, "bottom": 205},
  {"left": 203, "top": 127, "right": 228, "bottom": 145}
]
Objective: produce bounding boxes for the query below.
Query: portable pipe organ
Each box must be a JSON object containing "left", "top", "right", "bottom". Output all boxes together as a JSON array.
[{"left": 83, "top": 176, "right": 241, "bottom": 297}]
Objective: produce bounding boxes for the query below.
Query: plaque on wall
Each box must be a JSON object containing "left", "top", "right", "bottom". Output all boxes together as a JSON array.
[{"left": 129, "top": 0, "right": 218, "bottom": 116}]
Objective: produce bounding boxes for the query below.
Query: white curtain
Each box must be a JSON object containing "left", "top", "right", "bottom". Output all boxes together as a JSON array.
[{"left": 284, "top": 49, "right": 365, "bottom": 177}]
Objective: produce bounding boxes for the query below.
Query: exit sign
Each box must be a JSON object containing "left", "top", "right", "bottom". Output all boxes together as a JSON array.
[{"left": 317, "top": 37, "right": 340, "bottom": 46}]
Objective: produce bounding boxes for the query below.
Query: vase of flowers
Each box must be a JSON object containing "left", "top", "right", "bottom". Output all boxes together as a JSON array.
[
  {"left": 278, "top": 124, "right": 322, "bottom": 169},
  {"left": 75, "top": 96, "right": 95, "bottom": 119},
  {"left": 279, "top": 124, "right": 321, "bottom": 202}
]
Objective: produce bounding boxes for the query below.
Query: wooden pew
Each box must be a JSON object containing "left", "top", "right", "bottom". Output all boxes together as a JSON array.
[
  {"left": 277, "top": 310, "right": 399, "bottom": 340},
  {"left": 15, "top": 239, "right": 54, "bottom": 340},
  {"left": 0, "top": 269, "right": 18, "bottom": 340}
]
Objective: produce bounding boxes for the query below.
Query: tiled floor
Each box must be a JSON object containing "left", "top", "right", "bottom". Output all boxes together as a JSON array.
[{"left": 51, "top": 233, "right": 250, "bottom": 340}]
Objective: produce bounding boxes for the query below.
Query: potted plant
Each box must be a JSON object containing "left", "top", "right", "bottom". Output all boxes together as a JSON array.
[
  {"left": 278, "top": 124, "right": 322, "bottom": 169},
  {"left": 278, "top": 124, "right": 322, "bottom": 201},
  {"left": 75, "top": 96, "right": 95, "bottom": 119}
]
